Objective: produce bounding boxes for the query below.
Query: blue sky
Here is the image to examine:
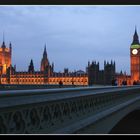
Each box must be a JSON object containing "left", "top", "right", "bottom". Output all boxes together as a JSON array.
[{"left": 0, "top": 5, "right": 139, "bottom": 74}]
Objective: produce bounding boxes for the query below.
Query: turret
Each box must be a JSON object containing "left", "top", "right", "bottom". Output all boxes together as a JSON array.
[
  {"left": 1, "top": 41, "right": 6, "bottom": 48},
  {"left": 28, "top": 59, "right": 34, "bottom": 73},
  {"left": 52, "top": 62, "right": 54, "bottom": 72},
  {"left": 14, "top": 65, "right": 16, "bottom": 71}
]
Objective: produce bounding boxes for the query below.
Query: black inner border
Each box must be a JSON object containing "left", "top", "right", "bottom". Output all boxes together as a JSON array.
[{"left": 0, "top": 0, "right": 140, "bottom": 5}]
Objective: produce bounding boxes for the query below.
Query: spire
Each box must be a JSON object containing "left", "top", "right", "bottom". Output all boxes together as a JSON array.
[
  {"left": 30, "top": 59, "right": 33, "bottom": 66},
  {"left": 40, "top": 44, "right": 49, "bottom": 72},
  {"left": 111, "top": 60, "right": 113, "bottom": 65},
  {"left": 1, "top": 31, "right": 6, "bottom": 48},
  {"left": 9, "top": 42, "right": 12, "bottom": 47},
  {"left": 9, "top": 42, "right": 12, "bottom": 51},
  {"left": 131, "top": 26, "right": 140, "bottom": 45},
  {"left": 43, "top": 43, "right": 47, "bottom": 58},
  {"left": 104, "top": 60, "right": 106, "bottom": 66},
  {"left": 3, "top": 31, "right": 5, "bottom": 44},
  {"left": 134, "top": 26, "right": 138, "bottom": 37},
  {"left": 44, "top": 43, "right": 46, "bottom": 52},
  {"left": 52, "top": 62, "right": 54, "bottom": 67},
  {"left": 88, "top": 61, "right": 90, "bottom": 67}
]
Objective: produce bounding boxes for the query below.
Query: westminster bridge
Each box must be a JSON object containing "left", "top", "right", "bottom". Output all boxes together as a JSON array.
[{"left": 0, "top": 85, "right": 140, "bottom": 134}]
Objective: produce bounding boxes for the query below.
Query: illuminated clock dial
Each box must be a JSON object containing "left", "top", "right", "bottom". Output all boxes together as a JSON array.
[{"left": 132, "top": 49, "right": 138, "bottom": 55}]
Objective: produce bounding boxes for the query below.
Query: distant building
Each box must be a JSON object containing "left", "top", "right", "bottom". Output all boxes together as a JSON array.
[
  {"left": 87, "top": 60, "right": 115, "bottom": 86},
  {"left": 0, "top": 42, "right": 88, "bottom": 85}
]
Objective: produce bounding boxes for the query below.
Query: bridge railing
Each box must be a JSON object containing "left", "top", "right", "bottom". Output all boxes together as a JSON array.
[
  {"left": 0, "top": 84, "right": 86, "bottom": 90},
  {"left": 0, "top": 85, "right": 140, "bottom": 134}
]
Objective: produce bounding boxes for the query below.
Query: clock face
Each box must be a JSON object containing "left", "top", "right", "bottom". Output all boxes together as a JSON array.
[{"left": 132, "top": 49, "right": 138, "bottom": 55}]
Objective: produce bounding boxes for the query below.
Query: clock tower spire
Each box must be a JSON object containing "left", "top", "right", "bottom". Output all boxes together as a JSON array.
[{"left": 131, "top": 26, "right": 139, "bottom": 45}]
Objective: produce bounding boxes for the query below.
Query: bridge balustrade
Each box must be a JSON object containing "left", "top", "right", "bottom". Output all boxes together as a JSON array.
[{"left": 0, "top": 86, "right": 140, "bottom": 134}]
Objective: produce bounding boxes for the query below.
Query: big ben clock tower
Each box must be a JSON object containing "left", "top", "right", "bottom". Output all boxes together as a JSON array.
[{"left": 130, "top": 27, "right": 140, "bottom": 81}]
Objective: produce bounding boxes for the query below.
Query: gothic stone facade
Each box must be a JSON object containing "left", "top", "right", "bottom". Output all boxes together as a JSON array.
[{"left": 0, "top": 43, "right": 88, "bottom": 86}]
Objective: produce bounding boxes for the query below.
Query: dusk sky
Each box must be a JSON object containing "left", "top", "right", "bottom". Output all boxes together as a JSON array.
[{"left": 0, "top": 5, "right": 139, "bottom": 74}]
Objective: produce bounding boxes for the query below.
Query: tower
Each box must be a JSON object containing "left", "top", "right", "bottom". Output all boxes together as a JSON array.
[
  {"left": 0, "top": 34, "right": 12, "bottom": 75},
  {"left": 40, "top": 44, "right": 49, "bottom": 72},
  {"left": 104, "top": 60, "right": 115, "bottom": 85},
  {"left": 87, "top": 61, "right": 99, "bottom": 85},
  {"left": 130, "top": 27, "right": 140, "bottom": 81}
]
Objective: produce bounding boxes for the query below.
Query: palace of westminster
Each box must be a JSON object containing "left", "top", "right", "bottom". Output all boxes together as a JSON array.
[{"left": 0, "top": 28, "right": 140, "bottom": 86}]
